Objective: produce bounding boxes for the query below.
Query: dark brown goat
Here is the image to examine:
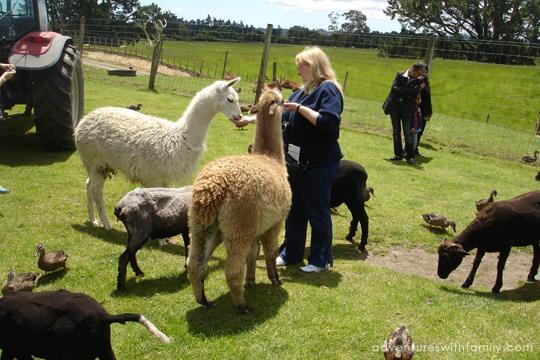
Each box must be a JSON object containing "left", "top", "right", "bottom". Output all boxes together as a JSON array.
[
  {"left": 437, "top": 190, "right": 540, "bottom": 293},
  {"left": 0, "top": 290, "right": 170, "bottom": 360},
  {"left": 280, "top": 79, "right": 301, "bottom": 91}
]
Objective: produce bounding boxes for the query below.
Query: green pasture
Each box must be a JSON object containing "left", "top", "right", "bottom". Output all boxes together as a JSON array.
[
  {"left": 128, "top": 40, "right": 540, "bottom": 132},
  {"left": 0, "top": 66, "right": 538, "bottom": 359}
]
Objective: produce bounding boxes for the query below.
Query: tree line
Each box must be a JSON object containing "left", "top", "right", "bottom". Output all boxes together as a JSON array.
[{"left": 48, "top": 1, "right": 539, "bottom": 65}]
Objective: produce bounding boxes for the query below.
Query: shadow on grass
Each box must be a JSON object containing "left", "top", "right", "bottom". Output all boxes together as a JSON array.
[
  {"left": 111, "top": 271, "right": 190, "bottom": 297},
  {"left": 37, "top": 268, "right": 68, "bottom": 287},
  {"left": 186, "top": 283, "right": 288, "bottom": 336},
  {"left": 419, "top": 143, "right": 438, "bottom": 151},
  {"left": 71, "top": 223, "right": 125, "bottom": 246},
  {"left": 420, "top": 223, "right": 452, "bottom": 235},
  {"left": 279, "top": 265, "right": 342, "bottom": 288},
  {"left": 0, "top": 115, "right": 73, "bottom": 166},
  {"left": 333, "top": 242, "right": 367, "bottom": 261},
  {"left": 383, "top": 157, "right": 425, "bottom": 170},
  {"left": 71, "top": 223, "right": 186, "bottom": 256},
  {"left": 440, "top": 281, "right": 540, "bottom": 302},
  {"left": 111, "top": 258, "right": 224, "bottom": 297}
]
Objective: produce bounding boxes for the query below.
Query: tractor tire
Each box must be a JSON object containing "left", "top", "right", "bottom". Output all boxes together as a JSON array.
[{"left": 33, "top": 44, "right": 84, "bottom": 150}]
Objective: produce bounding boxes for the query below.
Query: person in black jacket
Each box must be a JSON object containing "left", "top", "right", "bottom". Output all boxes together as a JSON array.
[{"left": 382, "top": 63, "right": 426, "bottom": 164}]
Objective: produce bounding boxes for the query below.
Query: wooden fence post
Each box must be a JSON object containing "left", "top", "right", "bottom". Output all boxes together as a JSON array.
[
  {"left": 78, "top": 17, "right": 85, "bottom": 60},
  {"left": 272, "top": 62, "right": 277, "bottom": 82},
  {"left": 424, "top": 37, "right": 437, "bottom": 76},
  {"left": 221, "top": 51, "right": 229, "bottom": 79},
  {"left": 342, "top": 71, "right": 349, "bottom": 94},
  {"left": 254, "top": 24, "right": 273, "bottom": 104}
]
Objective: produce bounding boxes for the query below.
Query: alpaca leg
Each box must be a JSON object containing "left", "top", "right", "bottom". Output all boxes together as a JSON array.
[
  {"left": 187, "top": 222, "right": 216, "bottom": 307},
  {"left": 245, "top": 240, "right": 260, "bottom": 288},
  {"left": 182, "top": 230, "right": 190, "bottom": 269},
  {"left": 492, "top": 248, "right": 510, "bottom": 293},
  {"left": 85, "top": 177, "right": 97, "bottom": 226},
  {"left": 224, "top": 238, "right": 250, "bottom": 314},
  {"left": 90, "top": 171, "right": 111, "bottom": 229},
  {"left": 527, "top": 242, "right": 539, "bottom": 282},
  {"left": 260, "top": 223, "right": 283, "bottom": 286},
  {"left": 462, "top": 249, "right": 485, "bottom": 289},
  {"left": 117, "top": 249, "right": 130, "bottom": 291}
]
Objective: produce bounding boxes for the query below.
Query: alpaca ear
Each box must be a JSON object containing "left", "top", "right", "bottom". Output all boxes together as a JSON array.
[
  {"left": 226, "top": 77, "right": 241, "bottom": 88},
  {"left": 249, "top": 104, "right": 260, "bottom": 114}
]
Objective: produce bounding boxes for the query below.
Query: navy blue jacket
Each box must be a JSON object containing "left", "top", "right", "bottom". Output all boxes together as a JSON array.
[
  {"left": 382, "top": 71, "right": 422, "bottom": 115},
  {"left": 282, "top": 81, "right": 343, "bottom": 166}
]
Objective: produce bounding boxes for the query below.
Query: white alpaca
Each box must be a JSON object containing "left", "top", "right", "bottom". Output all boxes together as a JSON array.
[{"left": 75, "top": 78, "right": 242, "bottom": 229}]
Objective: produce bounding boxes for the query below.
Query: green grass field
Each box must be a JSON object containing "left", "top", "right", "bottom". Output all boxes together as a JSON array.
[
  {"left": 105, "top": 40, "right": 540, "bottom": 132},
  {"left": 0, "top": 65, "right": 538, "bottom": 359}
]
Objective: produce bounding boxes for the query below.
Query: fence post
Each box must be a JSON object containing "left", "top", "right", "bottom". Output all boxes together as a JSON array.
[
  {"left": 221, "top": 51, "right": 229, "bottom": 79},
  {"left": 254, "top": 24, "right": 273, "bottom": 104},
  {"left": 272, "top": 62, "right": 277, "bottom": 82},
  {"left": 424, "top": 37, "right": 437, "bottom": 75},
  {"left": 199, "top": 60, "right": 204, "bottom": 74},
  {"left": 535, "top": 112, "right": 540, "bottom": 137},
  {"left": 342, "top": 70, "right": 349, "bottom": 94},
  {"left": 78, "top": 17, "right": 85, "bottom": 60}
]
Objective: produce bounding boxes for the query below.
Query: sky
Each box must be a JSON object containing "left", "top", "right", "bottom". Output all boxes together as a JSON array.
[{"left": 139, "top": 0, "right": 402, "bottom": 33}]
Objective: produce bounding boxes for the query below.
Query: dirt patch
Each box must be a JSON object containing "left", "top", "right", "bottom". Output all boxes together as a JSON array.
[
  {"left": 363, "top": 246, "right": 535, "bottom": 291},
  {"left": 83, "top": 50, "right": 192, "bottom": 77}
]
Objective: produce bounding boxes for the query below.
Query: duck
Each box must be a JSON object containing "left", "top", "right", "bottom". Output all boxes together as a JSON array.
[
  {"left": 384, "top": 325, "right": 415, "bottom": 360},
  {"left": 36, "top": 243, "right": 68, "bottom": 272},
  {"left": 240, "top": 103, "right": 252, "bottom": 113},
  {"left": 1, "top": 270, "right": 40, "bottom": 295},
  {"left": 127, "top": 103, "right": 142, "bottom": 111},
  {"left": 422, "top": 213, "right": 456, "bottom": 232},
  {"left": 521, "top": 150, "right": 538, "bottom": 164},
  {"left": 475, "top": 189, "right": 497, "bottom": 212}
]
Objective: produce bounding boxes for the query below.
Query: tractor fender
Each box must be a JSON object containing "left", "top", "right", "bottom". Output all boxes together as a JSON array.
[{"left": 9, "top": 32, "right": 73, "bottom": 70}]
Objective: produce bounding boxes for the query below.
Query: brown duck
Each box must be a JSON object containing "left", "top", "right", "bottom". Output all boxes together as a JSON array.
[
  {"left": 1, "top": 270, "right": 40, "bottom": 295},
  {"left": 384, "top": 325, "right": 415, "bottom": 360},
  {"left": 475, "top": 189, "right": 497, "bottom": 212},
  {"left": 36, "top": 243, "right": 68, "bottom": 272},
  {"left": 422, "top": 213, "right": 456, "bottom": 232},
  {"left": 521, "top": 150, "right": 538, "bottom": 164}
]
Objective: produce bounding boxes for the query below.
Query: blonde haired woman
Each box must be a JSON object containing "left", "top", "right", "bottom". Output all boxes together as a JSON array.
[{"left": 275, "top": 46, "right": 344, "bottom": 273}]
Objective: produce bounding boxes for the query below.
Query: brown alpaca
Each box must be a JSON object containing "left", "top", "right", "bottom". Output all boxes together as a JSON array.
[{"left": 187, "top": 89, "right": 291, "bottom": 314}]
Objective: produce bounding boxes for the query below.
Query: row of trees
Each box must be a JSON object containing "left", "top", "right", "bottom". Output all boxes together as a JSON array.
[{"left": 49, "top": 1, "right": 539, "bottom": 65}]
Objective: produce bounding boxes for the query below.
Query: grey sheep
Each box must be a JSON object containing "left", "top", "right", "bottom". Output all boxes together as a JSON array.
[{"left": 114, "top": 186, "right": 192, "bottom": 291}]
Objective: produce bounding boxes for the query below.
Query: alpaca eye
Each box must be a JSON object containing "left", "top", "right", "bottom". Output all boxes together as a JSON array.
[{"left": 227, "top": 98, "right": 234, "bottom": 103}]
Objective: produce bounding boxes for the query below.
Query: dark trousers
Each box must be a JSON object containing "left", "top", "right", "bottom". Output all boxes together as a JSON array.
[
  {"left": 279, "top": 162, "right": 339, "bottom": 268},
  {"left": 390, "top": 106, "right": 414, "bottom": 159},
  {"left": 415, "top": 118, "right": 428, "bottom": 152}
]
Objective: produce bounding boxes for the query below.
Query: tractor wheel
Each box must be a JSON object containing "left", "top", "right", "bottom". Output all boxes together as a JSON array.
[{"left": 33, "top": 44, "right": 84, "bottom": 150}]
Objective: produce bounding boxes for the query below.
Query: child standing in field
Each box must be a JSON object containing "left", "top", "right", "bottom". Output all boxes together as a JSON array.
[{"left": 410, "top": 94, "right": 422, "bottom": 157}]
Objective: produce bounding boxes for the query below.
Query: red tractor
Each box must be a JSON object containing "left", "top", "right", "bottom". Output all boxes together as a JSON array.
[{"left": 0, "top": 0, "right": 83, "bottom": 150}]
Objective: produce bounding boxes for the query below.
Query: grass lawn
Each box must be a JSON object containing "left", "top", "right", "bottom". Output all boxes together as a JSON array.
[
  {"left": 0, "top": 66, "right": 538, "bottom": 359},
  {"left": 99, "top": 40, "right": 540, "bottom": 132}
]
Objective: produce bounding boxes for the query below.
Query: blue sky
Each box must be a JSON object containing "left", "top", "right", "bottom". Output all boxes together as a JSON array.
[{"left": 139, "top": 0, "right": 402, "bottom": 32}]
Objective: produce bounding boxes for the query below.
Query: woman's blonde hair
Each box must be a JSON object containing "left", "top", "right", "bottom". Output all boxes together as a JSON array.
[{"left": 295, "top": 46, "right": 342, "bottom": 93}]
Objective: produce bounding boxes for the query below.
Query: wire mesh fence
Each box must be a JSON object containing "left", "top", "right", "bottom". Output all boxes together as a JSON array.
[{"left": 58, "top": 18, "right": 539, "bottom": 160}]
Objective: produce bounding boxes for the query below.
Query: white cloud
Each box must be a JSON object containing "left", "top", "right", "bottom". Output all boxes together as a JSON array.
[{"left": 266, "top": 0, "right": 389, "bottom": 19}]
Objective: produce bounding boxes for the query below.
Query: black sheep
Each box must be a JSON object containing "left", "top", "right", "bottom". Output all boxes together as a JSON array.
[
  {"left": 330, "top": 159, "right": 371, "bottom": 252},
  {"left": 437, "top": 190, "right": 540, "bottom": 293},
  {"left": 0, "top": 290, "right": 170, "bottom": 360}
]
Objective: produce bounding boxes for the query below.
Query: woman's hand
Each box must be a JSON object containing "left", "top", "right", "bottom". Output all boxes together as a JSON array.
[
  {"left": 283, "top": 102, "right": 300, "bottom": 112},
  {"left": 232, "top": 115, "right": 256, "bottom": 128},
  {"left": 0, "top": 63, "right": 15, "bottom": 71}
]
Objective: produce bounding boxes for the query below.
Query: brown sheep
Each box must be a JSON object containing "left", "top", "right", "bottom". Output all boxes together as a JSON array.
[
  {"left": 187, "top": 89, "right": 291, "bottom": 314},
  {"left": 437, "top": 190, "right": 540, "bottom": 293}
]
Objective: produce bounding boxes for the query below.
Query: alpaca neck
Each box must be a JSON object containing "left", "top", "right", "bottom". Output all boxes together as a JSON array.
[
  {"left": 251, "top": 115, "right": 284, "bottom": 163},
  {"left": 174, "top": 90, "right": 219, "bottom": 149}
]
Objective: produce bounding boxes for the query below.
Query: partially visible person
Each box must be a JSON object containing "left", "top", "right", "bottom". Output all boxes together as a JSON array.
[
  {"left": 382, "top": 63, "right": 426, "bottom": 164},
  {"left": 0, "top": 63, "right": 16, "bottom": 119},
  {"left": 415, "top": 73, "right": 432, "bottom": 156}
]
